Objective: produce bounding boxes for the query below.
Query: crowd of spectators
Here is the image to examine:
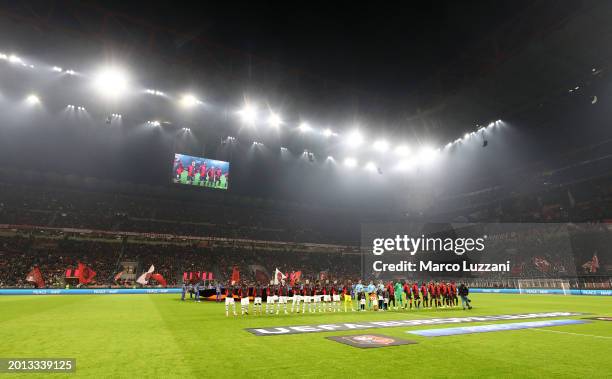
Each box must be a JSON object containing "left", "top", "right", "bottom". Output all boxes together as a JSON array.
[
  {"left": 1, "top": 170, "right": 611, "bottom": 289},
  {"left": 0, "top": 233, "right": 361, "bottom": 288},
  {"left": 0, "top": 183, "right": 359, "bottom": 245}
]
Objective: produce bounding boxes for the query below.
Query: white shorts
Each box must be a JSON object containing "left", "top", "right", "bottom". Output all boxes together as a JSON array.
[
  {"left": 360, "top": 299, "right": 366, "bottom": 305},
  {"left": 313, "top": 296, "right": 320, "bottom": 303},
  {"left": 324, "top": 295, "right": 331, "bottom": 302},
  {"left": 278, "top": 296, "right": 287, "bottom": 304},
  {"left": 292, "top": 295, "right": 301, "bottom": 302},
  {"left": 272, "top": 295, "right": 279, "bottom": 302},
  {"left": 333, "top": 294, "right": 341, "bottom": 302},
  {"left": 254, "top": 297, "right": 262, "bottom": 304},
  {"left": 241, "top": 298, "right": 249, "bottom": 306},
  {"left": 378, "top": 295, "right": 383, "bottom": 301},
  {"left": 266, "top": 296, "right": 275, "bottom": 304},
  {"left": 225, "top": 297, "right": 235, "bottom": 305},
  {"left": 303, "top": 296, "right": 311, "bottom": 303}
]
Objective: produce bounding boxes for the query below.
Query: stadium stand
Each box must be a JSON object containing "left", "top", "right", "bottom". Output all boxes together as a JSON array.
[{"left": 1, "top": 169, "right": 611, "bottom": 289}]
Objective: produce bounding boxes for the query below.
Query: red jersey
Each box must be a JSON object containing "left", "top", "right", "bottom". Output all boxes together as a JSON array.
[{"left": 428, "top": 283, "right": 435, "bottom": 295}]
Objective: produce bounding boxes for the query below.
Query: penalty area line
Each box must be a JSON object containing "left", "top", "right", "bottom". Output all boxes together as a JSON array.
[{"left": 531, "top": 328, "right": 612, "bottom": 339}]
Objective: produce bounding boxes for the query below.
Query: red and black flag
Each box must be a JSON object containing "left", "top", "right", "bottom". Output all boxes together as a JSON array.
[
  {"left": 26, "top": 267, "right": 45, "bottom": 288},
  {"left": 77, "top": 262, "right": 96, "bottom": 284},
  {"left": 231, "top": 266, "right": 240, "bottom": 284},
  {"left": 150, "top": 273, "right": 167, "bottom": 287}
]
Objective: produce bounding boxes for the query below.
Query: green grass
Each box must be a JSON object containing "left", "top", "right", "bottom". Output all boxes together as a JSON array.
[
  {"left": 175, "top": 171, "right": 228, "bottom": 189},
  {"left": 0, "top": 294, "right": 611, "bottom": 378}
]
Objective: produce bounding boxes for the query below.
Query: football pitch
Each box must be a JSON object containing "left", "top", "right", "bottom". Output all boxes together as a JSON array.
[
  {"left": 174, "top": 172, "right": 228, "bottom": 189},
  {"left": 0, "top": 294, "right": 610, "bottom": 378}
]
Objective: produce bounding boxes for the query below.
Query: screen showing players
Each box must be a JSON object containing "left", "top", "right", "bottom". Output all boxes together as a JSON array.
[{"left": 172, "top": 153, "right": 229, "bottom": 190}]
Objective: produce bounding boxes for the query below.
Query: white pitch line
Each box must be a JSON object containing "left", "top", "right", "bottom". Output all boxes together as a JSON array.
[{"left": 532, "top": 328, "right": 612, "bottom": 339}]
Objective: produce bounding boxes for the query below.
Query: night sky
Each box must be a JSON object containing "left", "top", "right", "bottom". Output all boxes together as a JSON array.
[
  {"left": 0, "top": 0, "right": 609, "bottom": 211},
  {"left": 93, "top": 1, "right": 531, "bottom": 101}
]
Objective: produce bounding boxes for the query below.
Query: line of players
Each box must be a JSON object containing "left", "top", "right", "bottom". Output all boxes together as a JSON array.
[
  {"left": 223, "top": 279, "right": 460, "bottom": 317},
  {"left": 174, "top": 160, "right": 225, "bottom": 186}
]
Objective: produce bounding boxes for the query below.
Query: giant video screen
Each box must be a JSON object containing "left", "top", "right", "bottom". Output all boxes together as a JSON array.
[{"left": 172, "top": 153, "right": 229, "bottom": 190}]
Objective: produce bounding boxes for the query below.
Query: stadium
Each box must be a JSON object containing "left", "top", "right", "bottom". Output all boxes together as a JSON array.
[{"left": 0, "top": 1, "right": 611, "bottom": 378}]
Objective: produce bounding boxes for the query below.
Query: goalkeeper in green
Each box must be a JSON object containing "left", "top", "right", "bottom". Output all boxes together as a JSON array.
[{"left": 394, "top": 281, "right": 404, "bottom": 310}]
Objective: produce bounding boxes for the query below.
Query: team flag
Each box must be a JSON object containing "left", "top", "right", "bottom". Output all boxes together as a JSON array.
[
  {"left": 533, "top": 257, "right": 551, "bottom": 272},
  {"left": 591, "top": 253, "right": 600, "bottom": 273},
  {"left": 136, "top": 265, "right": 155, "bottom": 285},
  {"left": 182, "top": 271, "right": 213, "bottom": 283},
  {"left": 77, "top": 262, "right": 96, "bottom": 284},
  {"left": 249, "top": 265, "right": 269, "bottom": 283},
  {"left": 231, "top": 266, "right": 240, "bottom": 284},
  {"left": 583, "top": 253, "right": 600, "bottom": 273},
  {"left": 149, "top": 273, "right": 167, "bottom": 287},
  {"left": 113, "top": 271, "right": 124, "bottom": 282},
  {"left": 26, "top": 267, "right": 45, "bottom": 288},
  {"left": 273, "top": 268, "right": 286, "bottom": 285},
  {"left": 290, "top": 271, "right": 302, "bottom": 285}
]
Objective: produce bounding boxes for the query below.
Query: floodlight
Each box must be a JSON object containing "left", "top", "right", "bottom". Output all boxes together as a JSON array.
[
  {"left": 93, "top": 67, "right": 129, "bottom": 98},
  {"left": 373, "top": 139, "right": 389, "bottom": 152},
  {"left": 395, "top": 145, "right": 410, "bottom": 156},
  {"left": 180, "top": 94, "right": 201, "bottom": 107},
  {"left": 417, "top": 146, "right": 438, "bottom": 164},
  {"left": 146, "top": 89, "right": 165, "bottom": 96},
  {"left": 52, "top": 66, "right": 63, "bottom": 72},
  {"left": 346, "top": 131, "right": 363, "bottom": 147},
  {"left": 322, "top": 128, "right": 333, "bottom": 137},
  {"left": 238, "top": 104, "right": 257, "bottom": 125},
  {"left": 365, "top": 161, "right": 377, "bottom": 171},
  {"left": 267, "top": 112, "right": 282, "bottom": 128},
  {"left": 25, "top": 94, "right": 40, "bottom": 104},
  {"left": 299, "top": 122, "right": 312, "bottom": 132},
  {"left": 344, "top": 157, "right": 357, "bottom": 168}
]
